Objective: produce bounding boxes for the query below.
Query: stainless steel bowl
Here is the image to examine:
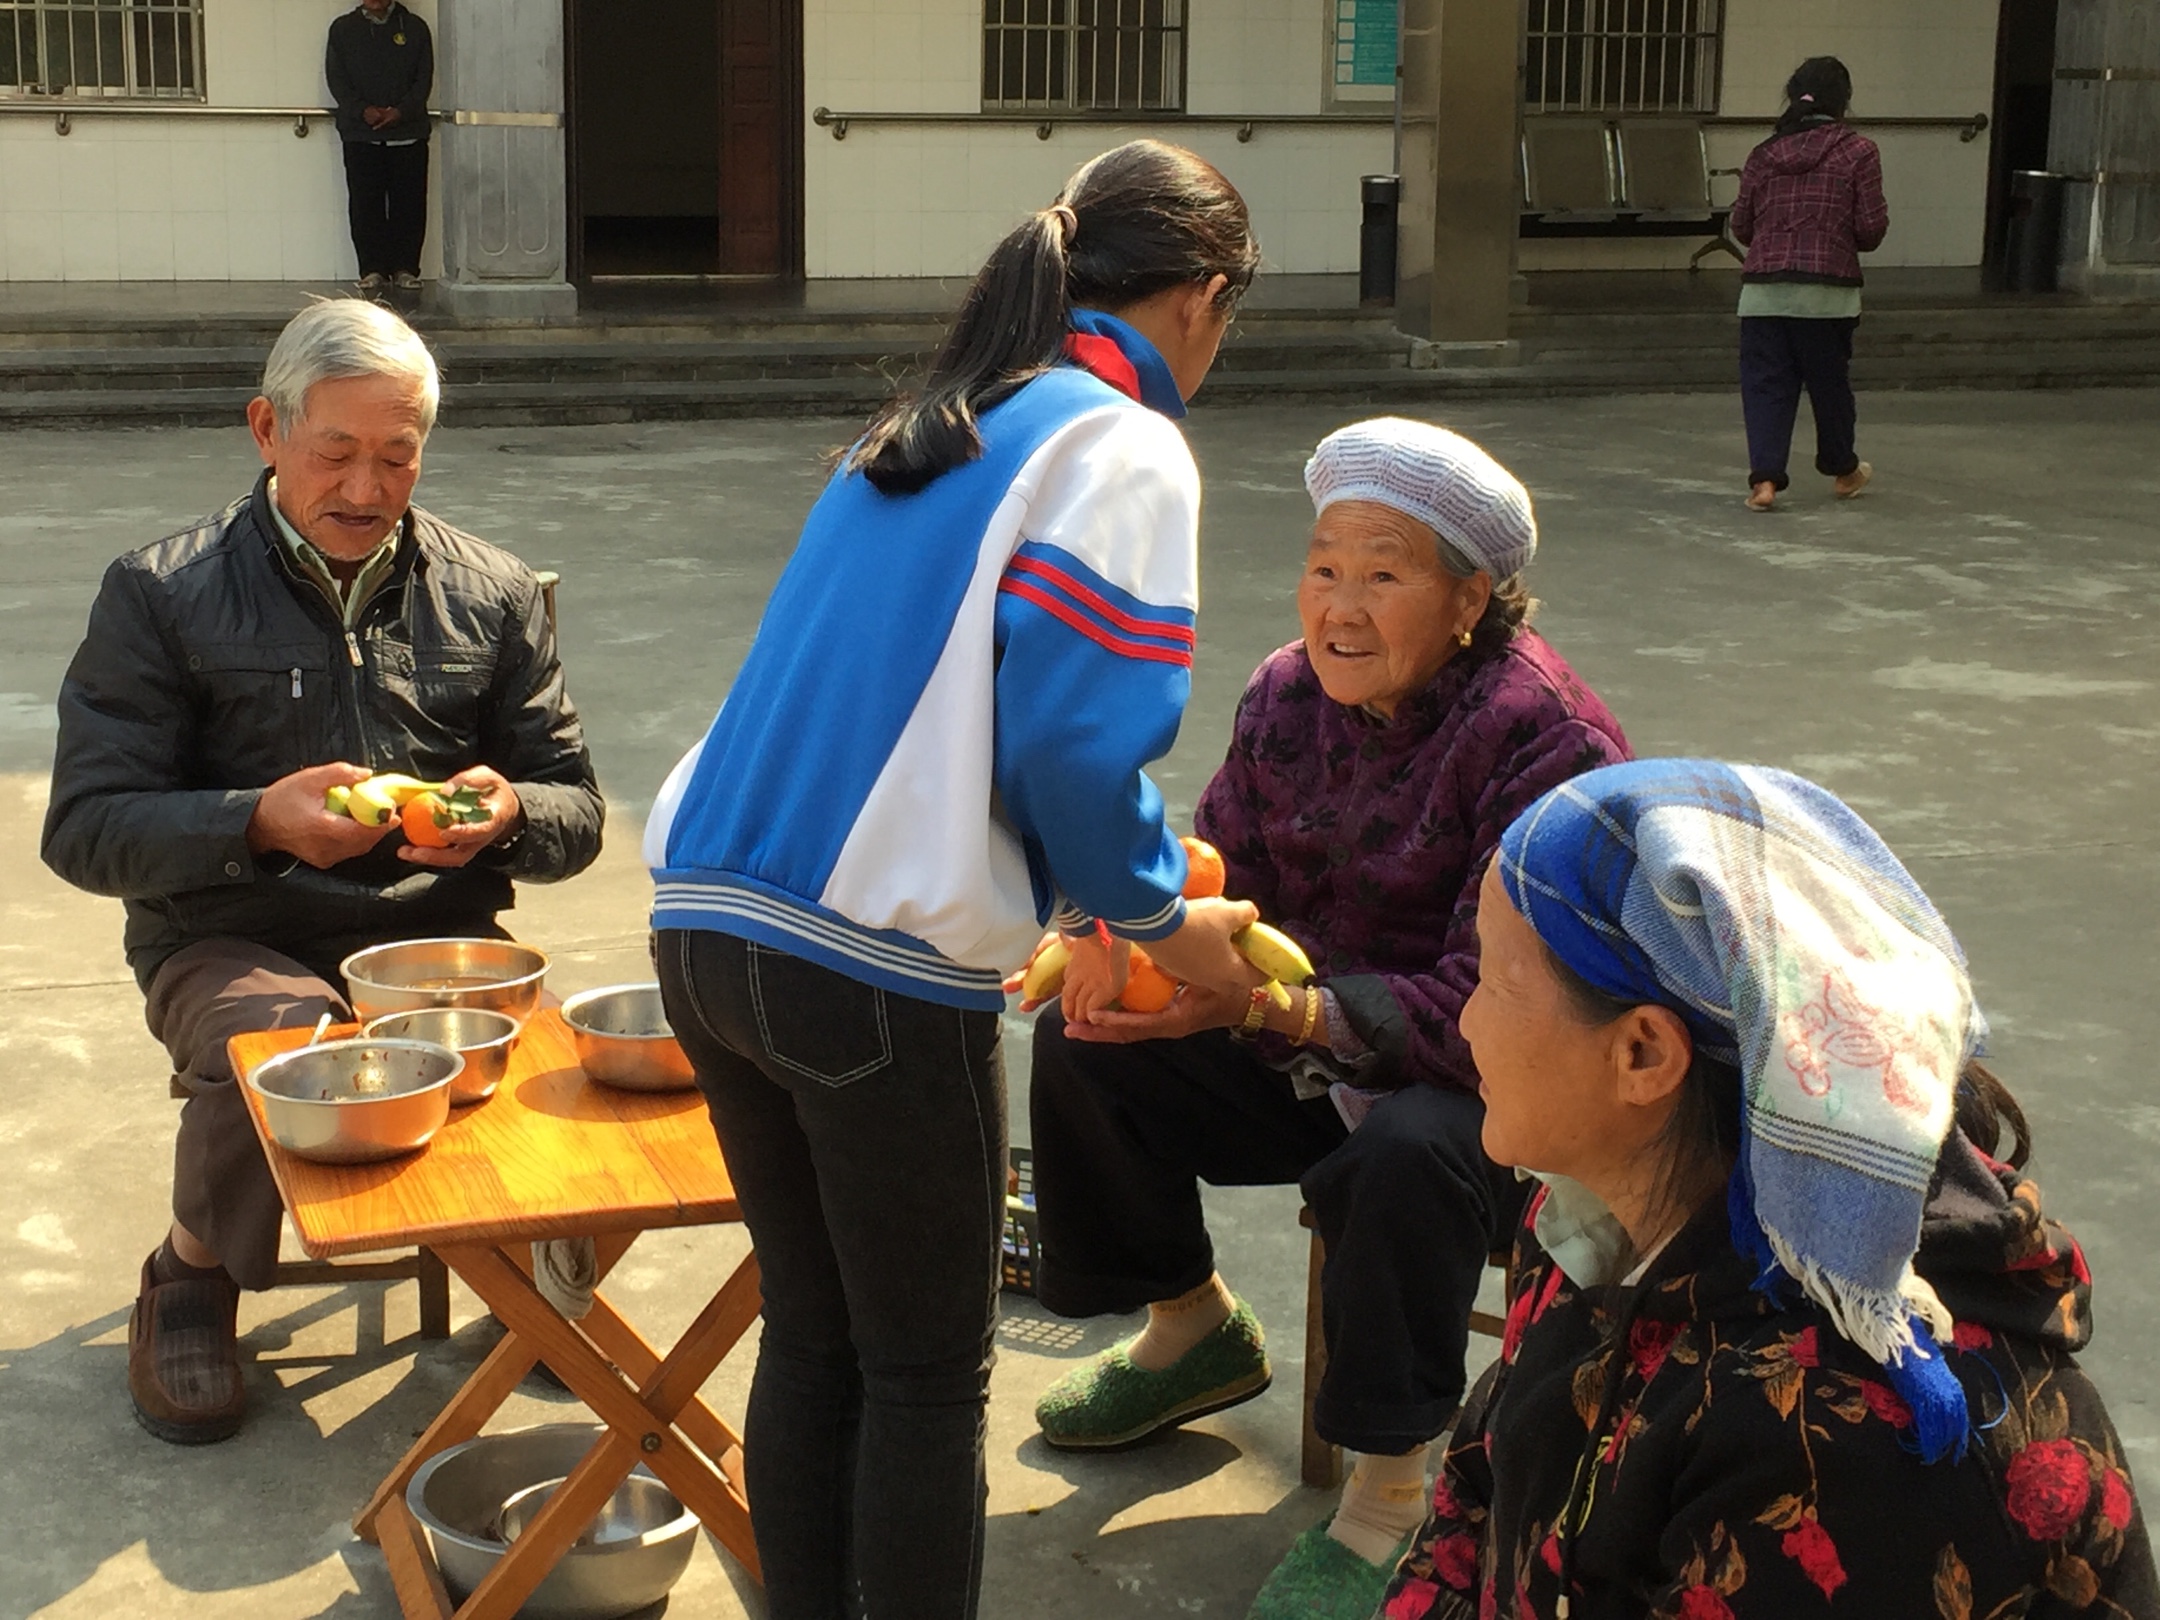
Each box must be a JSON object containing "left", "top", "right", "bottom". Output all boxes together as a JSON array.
[
  {"left": 407, "top": 1424, "right": 699, "bottom": 1620},
  {"left": 560, "top": 984, "right": 696, "bottom": 1093},
  {"left": 341, "top": 937, "right": 550, "bottom": 1027},
  {"left": 245, "top": 1038, "right": 460, "bottom": 1164},
  {"left": 494, "top": 1474, "right": 693, "bottom": 1548},
  {"left": 362, "top": 1007, "right": 520, "bottom": 1105}
]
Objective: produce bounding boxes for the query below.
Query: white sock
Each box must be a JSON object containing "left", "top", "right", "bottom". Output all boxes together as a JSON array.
[
  {"left": 1126, "top": 1273, "right": 1235, "bottom": 1372},
  {"left": 1327, "top": 1446, "right": 1431, "bottom": 1565}
]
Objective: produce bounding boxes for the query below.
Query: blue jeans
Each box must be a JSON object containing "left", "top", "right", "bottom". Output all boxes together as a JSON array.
[
  {"left": 658, "top": 928, "right": 1006, "bottom": 1620},
  {"left": 1740, "top": 315, "right": 1861, "bottom": 489}
]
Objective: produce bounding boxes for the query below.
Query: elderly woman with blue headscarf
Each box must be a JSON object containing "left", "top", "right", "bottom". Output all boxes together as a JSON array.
[{"left": 1381, "top": 760, "right": 2155, "bottom": 1620}]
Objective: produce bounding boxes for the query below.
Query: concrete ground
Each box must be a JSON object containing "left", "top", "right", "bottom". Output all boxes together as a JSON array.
[{"left": 2, "top": 386, "right": 2157, "bottom": 1619}]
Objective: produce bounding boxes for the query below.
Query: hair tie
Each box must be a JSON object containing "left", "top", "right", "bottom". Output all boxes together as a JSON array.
[
  {"left": 1799, "top": 93, "right": 1815, "bottom": 102},
  {"left": 1046, "top": 204, "right": 1078, "bottom": 248}
]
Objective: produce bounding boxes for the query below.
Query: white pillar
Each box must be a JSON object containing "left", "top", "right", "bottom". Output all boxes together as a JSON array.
[{"left": 431, "top": 0, "right": 577, "bottom": 319}]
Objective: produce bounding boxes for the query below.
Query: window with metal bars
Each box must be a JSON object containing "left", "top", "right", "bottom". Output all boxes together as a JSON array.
[
  {"left": 0, "top": 0, "right": 202, "bottom": 99},
  {"left": 1524, "top": 0, "right": 1721, "bottom": 116},
  {"left": 982, "top": 0, "right": 1185, "bottom": 114}
]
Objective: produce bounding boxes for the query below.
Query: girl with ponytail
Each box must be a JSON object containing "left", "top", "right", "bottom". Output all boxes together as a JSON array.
[{"left": 645, "top": 140, "right": 1262, "bottom": 1620}]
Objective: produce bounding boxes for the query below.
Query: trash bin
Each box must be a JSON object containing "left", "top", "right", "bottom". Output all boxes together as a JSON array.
[
  {"left": 1360, "top": 173, "right": 1400, "bottom": 307},
  {"left": 2003, "top": 170, "right": 2066, "bottom": 293}
]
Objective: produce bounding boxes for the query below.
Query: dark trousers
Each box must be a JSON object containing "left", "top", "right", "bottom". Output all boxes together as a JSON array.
[
  {"left": 342, "top": 139, "right": 429, "bottom": 277},
  {"left": 1029, "top": 1020, "right": 1522, "bottom": 1456},
  {"left": 657, "top": 929, "right": 1006, "bottom": 1620},
  {"left": 145, "top": 938, "right": 353, "bottom": 1291},
  {"left": 1739, "top": 315, "right": 1861, "bottom": 489}
]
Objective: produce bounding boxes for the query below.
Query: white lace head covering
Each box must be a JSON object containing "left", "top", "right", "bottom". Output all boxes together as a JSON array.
[{"left": 1304, "top": 417, "right": 1538, "bottom": 580}]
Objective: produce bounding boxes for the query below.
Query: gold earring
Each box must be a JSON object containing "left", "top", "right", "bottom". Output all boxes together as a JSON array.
[{"left": 1457, "top": 629, "right": 1473, "bottom": 648}]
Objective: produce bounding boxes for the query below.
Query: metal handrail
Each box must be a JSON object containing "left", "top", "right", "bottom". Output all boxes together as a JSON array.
[
  {"left": 1703, "top": 112, "right": 1991, "bottom": 142},
  {"left": 0, "top": 100, "right": 552, "bottom": 136},
  {"left": 813, "top": 107, "right": 1392, "bottom": 142}
]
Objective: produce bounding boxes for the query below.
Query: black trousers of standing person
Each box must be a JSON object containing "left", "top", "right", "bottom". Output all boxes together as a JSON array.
[
  {"left": 657, "top": 928, "right": 1006, "bottom": 1620},
  {"left": 1030, "top": 1020, "right": 1524, "bottom": 1456},
  {"left": 1739, "top": 315, "right": 1861, "bottom": 490},
  {"left": 342, "top": 139, "right": 429, "bottom": 278}
]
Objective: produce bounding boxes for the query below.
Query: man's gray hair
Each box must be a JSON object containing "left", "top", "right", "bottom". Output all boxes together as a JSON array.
[{"left": 261, "top": 298, "right": 440, "bottom": 436}]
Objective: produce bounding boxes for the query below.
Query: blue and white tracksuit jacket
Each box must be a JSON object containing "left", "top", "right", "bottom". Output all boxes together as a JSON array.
[{"left": 645, "top": 312, "right": 1200, "bottom": 1010}]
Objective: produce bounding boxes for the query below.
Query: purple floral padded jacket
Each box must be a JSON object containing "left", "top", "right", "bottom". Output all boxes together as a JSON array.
[{"left": 1194, "top": 631, "right": 1630, "bottom": 1091}]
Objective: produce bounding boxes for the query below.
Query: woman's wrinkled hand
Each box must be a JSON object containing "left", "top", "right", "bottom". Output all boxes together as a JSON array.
[{"left": 1065, "top": 979, "right": 1250, "bottom": 1045}]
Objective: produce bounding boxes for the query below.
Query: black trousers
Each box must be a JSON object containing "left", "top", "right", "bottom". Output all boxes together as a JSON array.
[
  {"left": 1739, "top": 315, "right": 1861, "bottom": 489},
  {"left": 342, "top": 139, "right": 429, "bottom": 277},
  {"left": 657, "top": 929, "right": 1006, "bottom": 1620},
  {"left": 1029, "top": 1020, "right": 1522, "bottom": 1455}
]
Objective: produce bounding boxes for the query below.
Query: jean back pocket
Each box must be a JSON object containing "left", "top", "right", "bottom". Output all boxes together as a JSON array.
[{"left": 747, "top": 942, "right": 893, "bottom": 1087}]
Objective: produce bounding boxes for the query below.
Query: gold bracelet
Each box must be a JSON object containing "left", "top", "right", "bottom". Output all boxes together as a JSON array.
[
  {"left": 1232, "top": 985, "right": 1270, "bottom": 1041},
  {"left": 1296, "top": 985, "right": 1321, "bottom": 1045}
]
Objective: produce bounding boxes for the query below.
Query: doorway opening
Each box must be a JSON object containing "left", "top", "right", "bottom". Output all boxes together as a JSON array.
[
  {"left": 566, "top": 0, "right": 803, "bottom": 280},
  {"left": 1983, "top": 0, "right": 2057, "bottom": 277}
]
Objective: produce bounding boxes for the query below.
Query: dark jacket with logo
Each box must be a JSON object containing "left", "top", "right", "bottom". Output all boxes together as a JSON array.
[
  {"left": 326, "top": 3, "right": 433, "bottom": 145},
  {"left": 41, "top": 475, "right": 604, "bottom": 990}
]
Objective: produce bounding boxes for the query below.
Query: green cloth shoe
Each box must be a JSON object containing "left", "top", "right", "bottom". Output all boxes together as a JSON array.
[
  {"left": 1245, "top": 1521, "right": 1410, "bottom": 1620},
  {"left": 1034, "top": 1298, "right": 1271, "bottom": 1449}
]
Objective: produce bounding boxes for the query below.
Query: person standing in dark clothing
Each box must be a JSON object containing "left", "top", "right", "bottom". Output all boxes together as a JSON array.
[
  {"left": 326, "top": 0, "right": 434, "bottom": 290},
  {"left": 1729, "top": 57, "right": 1889, "bottom": 512}
]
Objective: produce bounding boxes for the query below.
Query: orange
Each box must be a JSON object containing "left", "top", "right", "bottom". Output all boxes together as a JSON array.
[
  {"left": 399, "top": 792, "right": 455, "bottom": 848},
  {"left": 1180, "top": 836, "right": 1226, "bottom": 899},
  {"left": 1118, "top": 948, "right": 1181, "bottom": 1013}
]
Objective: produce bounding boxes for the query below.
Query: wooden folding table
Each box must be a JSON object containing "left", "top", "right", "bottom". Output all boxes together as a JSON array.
[{"left": 231, "top": 1010, "right": 762, "bottom": 1620}]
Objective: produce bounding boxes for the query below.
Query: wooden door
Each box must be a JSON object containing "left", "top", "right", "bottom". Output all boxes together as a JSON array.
[{"left": 718, "top": 0, "right": 802, "bottom": 276}]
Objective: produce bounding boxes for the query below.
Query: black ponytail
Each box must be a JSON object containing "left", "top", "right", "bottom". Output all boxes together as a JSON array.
[
  {"left": 1774, "top": 56, "right": 1853, "bottom": 137},
  {"left": 848, "top": 139, "right": 1260, "bottom": 496}
]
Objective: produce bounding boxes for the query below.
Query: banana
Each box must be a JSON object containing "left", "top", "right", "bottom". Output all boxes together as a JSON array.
[
  {"left": 345, "top": 778, "right": 408, "bottom": 826},
  {"left": 330, "top": 773, "right": 446, "bottom": 826},
  {"left": 1265, "top": 979, "right": 1295, "bottom": 1012},
  {"left": 1020, "top": 936, "right": 1071, "bottom": 1003},
  {"left": 1234, "top": 922, "right": 1316, "bottom": 986}
]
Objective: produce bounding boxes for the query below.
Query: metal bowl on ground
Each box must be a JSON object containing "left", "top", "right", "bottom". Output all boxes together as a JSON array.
[
  {"left": 362, "top": 1007, "right": 520, "bottom": 1105},
  {"left": 341, "top": 937, "right": 550, "bottom": 1027},
  {"left": 560, "top": 984, "right": 696, "bottom": 1093},
  {"left": 494, "top": 1474, "right": 691, "bottom": 1548},
  {"left": 407, "top": 1424, "right": 699, "bottom": 1620},
  {"left": 245, "top": 1038, "right": 460, "bottom": 1164}
]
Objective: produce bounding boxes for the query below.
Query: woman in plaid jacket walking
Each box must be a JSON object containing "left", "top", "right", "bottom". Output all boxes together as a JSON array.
[{"left": 1729, "top": 57, "right": 1889, "bottom": 512}]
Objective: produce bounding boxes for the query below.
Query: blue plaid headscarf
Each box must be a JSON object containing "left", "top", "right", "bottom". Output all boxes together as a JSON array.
[{"left": 1497, "top": 759, "right": 1986, "bottom": 1463}]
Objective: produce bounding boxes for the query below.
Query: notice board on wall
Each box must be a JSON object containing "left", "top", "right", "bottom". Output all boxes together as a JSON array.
[{"left": 1332, "top": 0, "right": 1397, "bottom": 103}]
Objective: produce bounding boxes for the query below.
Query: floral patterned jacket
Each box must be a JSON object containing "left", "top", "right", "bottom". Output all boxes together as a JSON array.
[
  {"left": 1193, "top": 632, "right": 1628, "bottom": 1090},
  {"left": 1381, "top": 1135, "right": 2157, "bottom": 1620}
]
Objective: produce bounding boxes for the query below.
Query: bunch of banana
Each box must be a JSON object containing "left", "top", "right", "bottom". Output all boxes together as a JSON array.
[
  {"left": 324, "top": 773, "right": 448, "bottom": 828},
  {"left": 1019, "top": 936, "right": 1072, "bottom": 1004}
]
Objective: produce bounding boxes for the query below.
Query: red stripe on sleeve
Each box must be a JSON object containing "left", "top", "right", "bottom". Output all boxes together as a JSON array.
[
  {"left": 997, "top": 577, "right": 1194, "bottom": 668},
  {"left": 1006, "top": 554, "right": 1197, "bottom": 647}
]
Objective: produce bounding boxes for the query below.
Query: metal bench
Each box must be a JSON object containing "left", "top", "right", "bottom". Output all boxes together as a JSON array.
[{"left": 1521, "top": 116, "right": 1737, "bottom": 265}]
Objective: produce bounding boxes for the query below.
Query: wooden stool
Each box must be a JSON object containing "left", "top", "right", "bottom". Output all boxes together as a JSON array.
[{"left": 1297, "top": 1204, "right": 1511, "bottom": 1489}]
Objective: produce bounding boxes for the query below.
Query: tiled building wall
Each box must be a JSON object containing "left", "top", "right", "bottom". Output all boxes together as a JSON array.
[
  {"left": 0, "top": 0, "right": 1999, "bottom": 281},
  {"left": 1523, "top": 0, "right": 2000, "bottom": 270},
  {"left": 0, "top": 0, "right": 441, "bottom": 281},
  {"left": 809, "top": 0, "right": 2003, "bottom": 280}
]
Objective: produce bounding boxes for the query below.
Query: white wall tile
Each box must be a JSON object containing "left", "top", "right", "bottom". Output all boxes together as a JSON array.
[
  {"left": 171, "top": 211, "right": 232, "bottom": 278},
  {"left": 60, "top": 211, "right": 121, "bottom": 278},
  {"left": 3, "top": 210, "right": 64, "bottom": 279},
  {"left": 115, "top": 213, "right": 177, "bottom": 278}
]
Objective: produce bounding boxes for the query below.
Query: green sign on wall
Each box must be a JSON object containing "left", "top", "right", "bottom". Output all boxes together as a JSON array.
[{"left": 1335, "top": 0, "right": 1397, "bottom": 89}]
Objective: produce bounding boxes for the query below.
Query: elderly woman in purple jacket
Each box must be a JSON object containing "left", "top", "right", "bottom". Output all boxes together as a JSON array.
[{"left": 1027, "top": 418, "right": 1632, "bottom": 1619}]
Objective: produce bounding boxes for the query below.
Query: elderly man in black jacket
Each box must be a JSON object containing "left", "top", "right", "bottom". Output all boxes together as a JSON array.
[
  {"left": 42, "top": 299, "right": 604, "bottom": 1445},
  {"left": 326, "top": 0, "right": 433, "bottom": 290}
]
